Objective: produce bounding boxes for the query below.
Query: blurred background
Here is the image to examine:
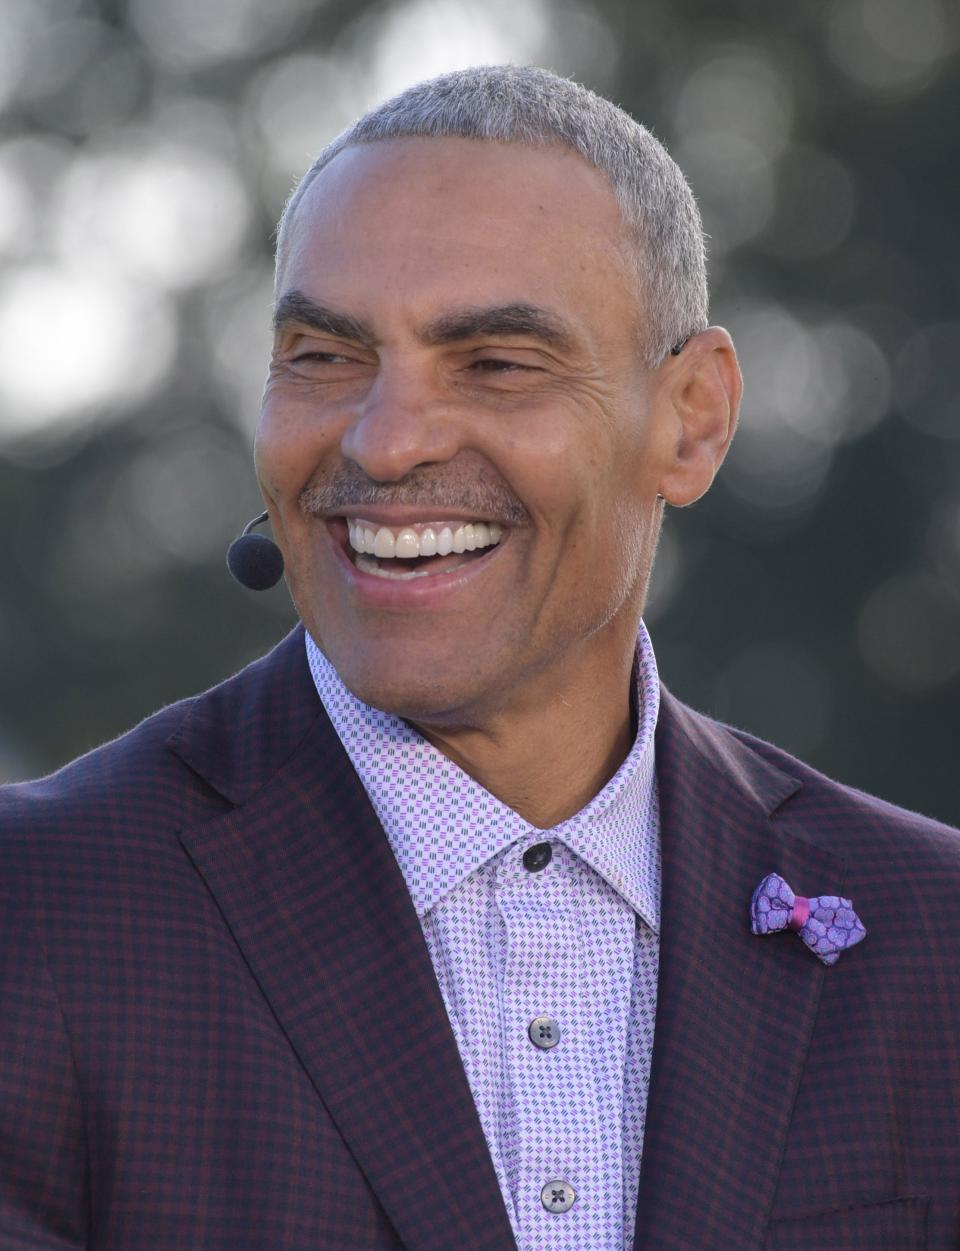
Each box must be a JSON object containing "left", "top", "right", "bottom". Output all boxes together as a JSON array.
[{"left": 0, "top": 0, "right": 958, "bottom": 823}]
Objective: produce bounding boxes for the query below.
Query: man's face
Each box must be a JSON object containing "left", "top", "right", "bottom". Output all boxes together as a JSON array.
[{"left": 256, "top": 136, "right": 676, "bottom": 727}]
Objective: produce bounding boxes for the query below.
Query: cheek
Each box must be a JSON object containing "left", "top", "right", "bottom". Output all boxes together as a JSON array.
[
  {"left": 254, "top": 396, "right": 330, "bottom": 501},
  {"left": 500, "top": 424, "right": 601, "bottom": 520}
]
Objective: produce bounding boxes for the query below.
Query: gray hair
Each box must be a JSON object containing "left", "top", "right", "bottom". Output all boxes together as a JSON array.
[{"left": 276, "top": 64, "right": 708, "bottom": 367}]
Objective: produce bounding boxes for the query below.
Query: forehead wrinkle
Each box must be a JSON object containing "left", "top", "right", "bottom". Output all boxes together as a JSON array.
[{"left": 273, "top": 290, "right": 376, "bottom": 345}]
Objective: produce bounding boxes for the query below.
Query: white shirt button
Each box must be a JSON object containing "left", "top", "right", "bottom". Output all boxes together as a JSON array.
[{"left": 541, "top": 1179, "right": 576, "bottom": 1213}]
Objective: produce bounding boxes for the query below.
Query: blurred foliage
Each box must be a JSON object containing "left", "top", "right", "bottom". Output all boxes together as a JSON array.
[{"left": 0, "top": 0, "right": 958, "bottom": 824}]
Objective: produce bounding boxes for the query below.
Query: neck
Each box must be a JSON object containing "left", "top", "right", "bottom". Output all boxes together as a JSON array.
[{"left": 411, "top": 645, "right": 638, "bottom": 829}]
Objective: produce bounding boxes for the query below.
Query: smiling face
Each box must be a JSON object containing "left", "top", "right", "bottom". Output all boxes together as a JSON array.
[{"left": 256, "top": 136, "right": 685, "bottom": 728}]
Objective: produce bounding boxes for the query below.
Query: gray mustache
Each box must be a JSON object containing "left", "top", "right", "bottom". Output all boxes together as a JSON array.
[{"left": 299, "top": 466, "right": 529, "bottom": 524}]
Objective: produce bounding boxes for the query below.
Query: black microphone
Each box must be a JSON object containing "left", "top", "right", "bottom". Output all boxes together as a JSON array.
[{"left": 227, "top": 511, "right": 285, "bottom": 590}]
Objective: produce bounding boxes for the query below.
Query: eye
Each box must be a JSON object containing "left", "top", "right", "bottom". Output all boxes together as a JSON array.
[
  {"left": 469, "top": 357, "right": 536, "bottom": 373},
  {"left": 291, "top": 350, "right": 356, "bottom": 365},
  {"left": 277, "top": 346, "right": 373, "bottom": 380}
]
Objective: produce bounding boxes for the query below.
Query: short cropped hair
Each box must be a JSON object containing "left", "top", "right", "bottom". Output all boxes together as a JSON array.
[{"left": 276, "top": 64, "right": 708, "bottom": 367}]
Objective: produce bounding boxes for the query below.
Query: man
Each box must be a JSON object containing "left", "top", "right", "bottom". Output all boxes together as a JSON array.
[{"left": 1, "top": 64, "right": 958, "bottom": 1250}]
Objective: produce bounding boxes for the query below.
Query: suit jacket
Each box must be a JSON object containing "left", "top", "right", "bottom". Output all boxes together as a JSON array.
[{"left": 2, "top": 624, "right": 959, "bottom": 1250}]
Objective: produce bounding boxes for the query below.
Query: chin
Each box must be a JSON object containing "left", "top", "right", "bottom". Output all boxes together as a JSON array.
[
  {"left": 318, "top": 642, "right": 470, "bottom": 722},
  {"left": 343, "top": 672, "right": 473, "bottom": 725},
  {"left": 305, "top": 607, "right": 516, "bottom": 726}
]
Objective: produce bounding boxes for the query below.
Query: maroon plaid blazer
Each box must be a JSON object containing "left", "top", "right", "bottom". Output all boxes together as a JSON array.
[{"left": 2, "top": 625, "right": 959, "bottom": 1249}]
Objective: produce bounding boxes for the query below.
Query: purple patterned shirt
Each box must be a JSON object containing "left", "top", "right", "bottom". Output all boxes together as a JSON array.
[{"left": 306, "top": 626, "right": 661, "bottom": 1251}]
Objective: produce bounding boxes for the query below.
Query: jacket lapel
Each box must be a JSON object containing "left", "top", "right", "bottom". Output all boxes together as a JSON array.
[
  {"left": 633, "top": 690, "right": 844, "bottom": 1249},
  {"left": 172, "top": 630, "right": 516, "bottom": 1251}
]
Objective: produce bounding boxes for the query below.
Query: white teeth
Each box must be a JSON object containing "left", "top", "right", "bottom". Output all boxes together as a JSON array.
[
  {"left": 356, "top": 553, "right": 472, "bottom": 580},
  {"left": 356, "top": 554, "right": 418, "bottom": 580},
  {"left": 419, "top": 527, "right": 437, "bottom": 557},
  {"left": 394, "top": 528, "right": 419, "bottom": 558},
  {"left": 373, "top": 527, "right": 396, "bottom": 558},
  {"left": 345, "top": 518, "right": 505, "bottom": 560}
]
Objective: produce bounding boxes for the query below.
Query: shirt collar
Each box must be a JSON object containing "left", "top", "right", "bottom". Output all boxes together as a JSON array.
[{"left": 307, "top": 626, "right": 660, "bottom": 933}]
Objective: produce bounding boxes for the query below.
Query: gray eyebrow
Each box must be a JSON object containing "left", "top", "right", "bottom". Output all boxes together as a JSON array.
[
  {"left": 422, "top": 303, "right": 576, "bottom": 351},
  {"left": 273, "top": 291, "right": 375, "bottom": 345},
  {"left": 273, "top": 292, "right": 576, "bottom": 353}
]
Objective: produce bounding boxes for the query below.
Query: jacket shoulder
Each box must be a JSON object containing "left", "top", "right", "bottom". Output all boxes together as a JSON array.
[
  {"left": 735, "top": 721, "right": 958, "bottom": 853},
  {"left": 0, "top": 625, "right": 314, "bottom": 850},
  {"left": 662, "top": 689, "right": 960, "bottom": 872},
  {"left": 0, "top": 695, "right": 206, "bottom": 832}
]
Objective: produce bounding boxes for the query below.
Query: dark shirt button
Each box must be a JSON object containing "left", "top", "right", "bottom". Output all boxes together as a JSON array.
[{"left": 522, "top": 842, "right": 552, "bottom": 872}]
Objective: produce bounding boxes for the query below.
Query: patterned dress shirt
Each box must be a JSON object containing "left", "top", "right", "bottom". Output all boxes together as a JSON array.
[{"left": 307, "top": 626, "right": 661, "bottom": 1251}]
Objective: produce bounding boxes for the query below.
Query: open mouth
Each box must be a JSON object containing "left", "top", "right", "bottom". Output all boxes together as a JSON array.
[{"left": 344, "top": 518, "right": 505, "bottom": 581}]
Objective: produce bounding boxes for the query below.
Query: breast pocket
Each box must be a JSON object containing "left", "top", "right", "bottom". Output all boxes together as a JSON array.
[{"left": 764, "top": 1194, "right": 929, "bottom": 1250}]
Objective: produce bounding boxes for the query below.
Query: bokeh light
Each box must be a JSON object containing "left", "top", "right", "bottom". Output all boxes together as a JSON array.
[
  {"left": 672, "top": 44, "right": 795, "bottom": 255},
  {"left": 675, "top": 130, "right": 776, "bottom": 255},
  {"left": 0, "top": 0, "right": 45, "bottom": 114},
  {"left": 0, "top": 264, "right": 176, "bottom": 434},
  {"left": 246, "top": 53, "right": 368, "bottom": 198},
  {"left": 826, "top": 0, "right": 955, "bottom": 96},
  {"left": 15, "top": 16, "right": 108, "bottom": 108},
  {"left": 203, "top": 265, "right": 275, "bottom": 432},
  {"left": 673, "top": 44, "right": 795, "bottom": 160},
  {"left": 354, "top": 0, "right": 553, "bottom": 105},
  {"left": 0, "top": 134, "right": 73, "bottom": 256},
  {"left": 53, "top": 141, "right": 252, "bottom": 291},
  {"left": 0, "top": 154, "right": 29, "bottom": 255},
  {"left": 127, "top": 0, "right": 314, "bottom": 69},
  {"left": 719, "top": 303, "right": 890, "bottom": 515}
]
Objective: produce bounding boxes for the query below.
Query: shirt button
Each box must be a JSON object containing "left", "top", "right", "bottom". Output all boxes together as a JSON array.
[
  {"left": 528, "top": 1015, "right": 561, "bottom": 1049},
  {"left": 541, "top": 1179, "right": 576, "bottom": 1213},
  {"left": 522, "top": 841, "right": 552, "bottom": 872}
]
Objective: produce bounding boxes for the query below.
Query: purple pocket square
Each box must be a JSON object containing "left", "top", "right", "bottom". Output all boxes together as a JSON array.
[{"left": 751, "top": 872, "right": 866, "bottom": 966}]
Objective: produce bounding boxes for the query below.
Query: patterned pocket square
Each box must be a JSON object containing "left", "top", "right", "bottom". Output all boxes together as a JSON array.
[{"left": 751, "top": 872, "right": 866, "bottom": 966}]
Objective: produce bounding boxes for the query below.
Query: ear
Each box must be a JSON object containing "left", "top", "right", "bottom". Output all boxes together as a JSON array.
[{"left": 655, "top": 326, "right": 741, "bottom": 507}]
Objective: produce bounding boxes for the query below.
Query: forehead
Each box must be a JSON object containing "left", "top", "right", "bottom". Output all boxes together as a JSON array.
[{"left": 278, "top": 136, "right": 639, "bottom": 330}]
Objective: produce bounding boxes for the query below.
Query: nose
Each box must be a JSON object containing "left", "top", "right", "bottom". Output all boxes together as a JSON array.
[{"left": 340, "top": 360, "right": 462, "bottom": 482}]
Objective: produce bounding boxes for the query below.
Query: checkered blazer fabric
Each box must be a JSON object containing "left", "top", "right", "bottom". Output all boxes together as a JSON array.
[{"left": 1, "top": 624, "right": 960, "bottom": 1250}]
